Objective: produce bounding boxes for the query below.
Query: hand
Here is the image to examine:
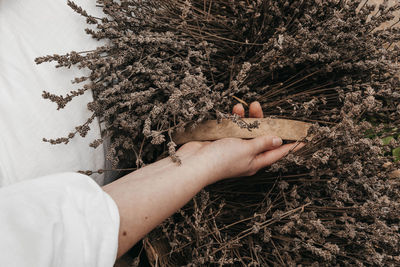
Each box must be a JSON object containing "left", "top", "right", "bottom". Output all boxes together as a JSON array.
[
  {"left": 105, "top": 101, "right": 304, "bottom": 257},
  {"left": 177, "top": 101, "right": 304, "bottom": 185}
]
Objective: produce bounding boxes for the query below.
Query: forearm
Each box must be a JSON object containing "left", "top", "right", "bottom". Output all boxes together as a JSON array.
[
  {"left": 101, "top": 102, "right": 296, "bottom": 259},
  {"left": 102, "top": 153, "right": 214, "bottom": 258}
]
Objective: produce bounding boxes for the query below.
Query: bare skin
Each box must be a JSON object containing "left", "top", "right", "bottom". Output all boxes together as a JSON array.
[{"left": 103, "top": 102, "right": 304, "bottom": 258}]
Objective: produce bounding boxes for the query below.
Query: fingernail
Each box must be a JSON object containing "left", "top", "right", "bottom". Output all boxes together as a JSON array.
[{"left": 272, "top": 137, "right": 282, "bottom": 147}]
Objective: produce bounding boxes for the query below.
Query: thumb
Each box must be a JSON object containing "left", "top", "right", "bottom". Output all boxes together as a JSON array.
[{"left": 248, "top": 135, "right": 283, "bottom": 155}]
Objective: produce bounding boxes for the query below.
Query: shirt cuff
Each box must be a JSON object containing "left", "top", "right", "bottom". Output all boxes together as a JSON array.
[{"left": 0, "top": 172, "right": 120, "bottom": 267}]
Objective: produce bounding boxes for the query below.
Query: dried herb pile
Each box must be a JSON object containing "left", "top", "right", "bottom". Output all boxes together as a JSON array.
[{"left": 37, "top": 0, "right": 400, "bottom": 265}]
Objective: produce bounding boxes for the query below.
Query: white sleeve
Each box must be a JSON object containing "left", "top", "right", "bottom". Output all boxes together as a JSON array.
[{"left": 0, "top": 172, "right": 120, "bottom": 267}]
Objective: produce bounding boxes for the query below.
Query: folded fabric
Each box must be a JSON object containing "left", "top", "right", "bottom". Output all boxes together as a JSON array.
[{"left": 0, "top": 172, "right": 119, "bottom": 267}]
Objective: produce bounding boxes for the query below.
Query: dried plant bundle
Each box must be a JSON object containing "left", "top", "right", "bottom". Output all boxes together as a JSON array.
[{"left": 37, "top": 0, "right": 400, "bottom": 265}]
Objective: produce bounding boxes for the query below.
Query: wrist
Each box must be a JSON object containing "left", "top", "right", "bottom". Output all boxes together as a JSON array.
[
  {"left": 140, "top": 155, "right": 217, "bottom": 188},
  {"left": 180, "top": 153, "right": 223, "bottom": 186}
]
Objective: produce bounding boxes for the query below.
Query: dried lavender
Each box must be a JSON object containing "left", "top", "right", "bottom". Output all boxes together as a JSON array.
[{"left": 37, "top": 0, "right": 400, "bottom": 265}]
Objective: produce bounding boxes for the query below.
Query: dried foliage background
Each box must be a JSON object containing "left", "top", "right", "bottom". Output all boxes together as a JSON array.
[{"left": 37, "top": 0, "right": 400, "bottom": 266}]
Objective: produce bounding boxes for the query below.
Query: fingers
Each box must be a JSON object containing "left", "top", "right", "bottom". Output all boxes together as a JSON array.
[
  {"left": 252, "top": 142, "right": 305, "bottom": 170},
  {"left": 232, "top": 103, "right": 245, "bottom": 117},
  {"left": 249, "top": 101, "right": 263, "bottom": 118},
  {"left": 232, "top": 101, "right": 263, "bottom": 118},
  {"left": 249, "top": 135, "right": 283, "bottom": 154}
]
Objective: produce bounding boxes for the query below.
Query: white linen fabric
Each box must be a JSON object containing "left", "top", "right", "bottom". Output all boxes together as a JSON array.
[
  {"left": 0, "top": 172, "right": 120, "bottom": 267},
  {"left": 0, "top": 0, "right": 106, "bottom": 186},
  {"left": 0, "top": 2, "right": 121, "bottom": 266}
]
